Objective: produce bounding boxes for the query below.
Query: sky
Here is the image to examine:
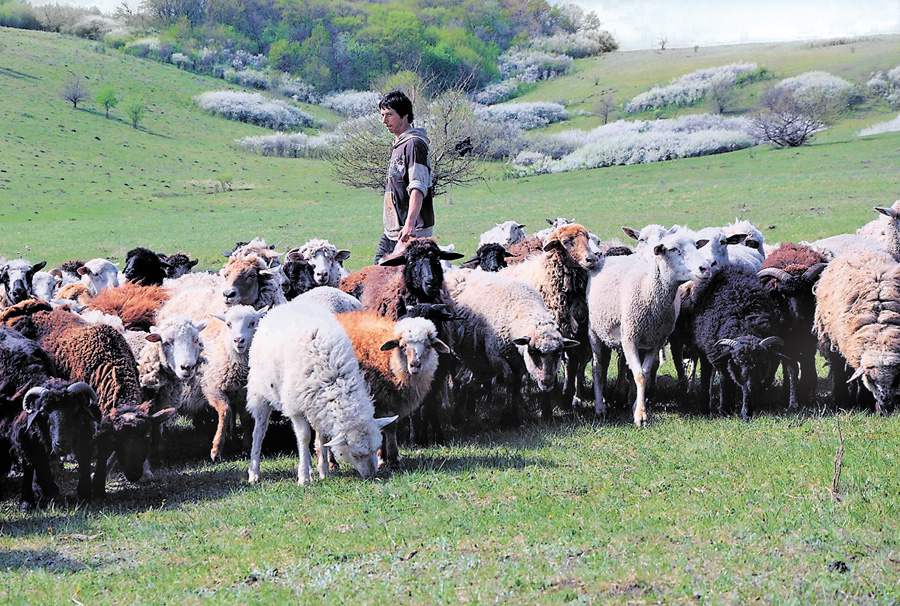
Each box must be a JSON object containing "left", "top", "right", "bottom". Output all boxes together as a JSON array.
[{"left": 27, "top": 0, "right": 900, "bottom": 51}]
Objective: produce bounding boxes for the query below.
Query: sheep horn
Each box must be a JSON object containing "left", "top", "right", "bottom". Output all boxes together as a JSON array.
[
  {"left": 23, "top": 386, "right": 48, "bottom": 414},
  {"left": 714, "top": 338, "right": 740, "bottom": 350},
  {"left": 803, "top": 263, "right": 827, "bottom": 282},
  {"left": 847, "top": 366, "right": 866, "bottom": 383},
  {"left": 757, "top": 268, "right": 792, "bottom": 283},
  {"left": 67, "top": 381, "right": 98, "bottom": 402},
  {"left": 760, "top": 336, "right": 784, "bottom": 349}
]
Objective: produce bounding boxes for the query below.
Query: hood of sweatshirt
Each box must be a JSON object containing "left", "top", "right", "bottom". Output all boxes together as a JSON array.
[{"left": 394, "top": 127, "right": 430, "bottom": 148}]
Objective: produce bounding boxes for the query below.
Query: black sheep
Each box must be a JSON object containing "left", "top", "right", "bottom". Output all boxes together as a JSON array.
[
  {"left": 0, "top": 325, "right": 99, "bottom": 506},
  {"left": 164, "top": 252, "right": 199, "bottom": 279},
  {"left": 690, "top": 264, "right": 793, "bottom": 420},
  {"left": 460, "top": 243, "right": 514, "bottom": 272},
  {"left": 281, "top": 253, "right": 317, "bottom": 301},
  {"left": 124, "top": 247, "right": 172, "bottom": 286}
]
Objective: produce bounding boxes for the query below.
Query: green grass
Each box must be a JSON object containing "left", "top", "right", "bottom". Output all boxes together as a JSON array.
[{"left": 1, "top": 26, "right": 900, "bottom": 603}]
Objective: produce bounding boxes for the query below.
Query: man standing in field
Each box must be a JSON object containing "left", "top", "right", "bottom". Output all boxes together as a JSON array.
[{"left": 374, "top": 90, "right": 435, "bottom": 264}]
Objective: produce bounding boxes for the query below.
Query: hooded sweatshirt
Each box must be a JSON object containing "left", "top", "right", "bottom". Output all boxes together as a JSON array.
[{"left": 383, "top": 127, "right": 434, "bottom": 240}]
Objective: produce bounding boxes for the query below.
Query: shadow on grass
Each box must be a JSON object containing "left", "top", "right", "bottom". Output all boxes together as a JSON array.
[
  {"left": 77, "top": 107, "right": 174, "bottom": 139},
  {"left": 0, "top": 549, "right": 89, "bottom": 572},
  {"left": 0, "top": 67, "right": 40, "bottom": 80}
]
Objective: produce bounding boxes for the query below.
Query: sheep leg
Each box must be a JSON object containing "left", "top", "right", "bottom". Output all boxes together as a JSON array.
[
  {"left": 208, "top": 395, "right": 233, "bottom": 462},
  {"left": 75, "top": 443, "right": 93, "bottom": 502},
  {"left": 314, "top": 431, "right": 329, "bottom": 479},
  {"left": 288, "top": 414, "right": 313, "bottom": 486},
  {"left": 247, "top": 404, "right": 272, "bottom": 485},
  {"left": 698, "top": 358, "right": 712, "bottom": 416},
  {"left": 719, "top": 374, "right": 737, "bottom": 416},
  {"left": 621, "top": 340, "right": 651, "bottom": 426},
  {"left": 783, "top": 359, "right": 800, "bottom": 410},
  {"left": 797, "top": 353, "right": 818, "bottom": 404},
  {"left": 383, "top": 422, "right": 400, "bottom": 468},
  {"left": 91, "top": 432, "right": 113, "bottom": 498},
  {"left": 591, "top": 335, "right": 611, "bottom": 419},
  {"left": 31, "top": 454, "right": 60, "bottom": 503},
  {"left": 18, "top": 462, "right": 37, "bottom": 508},
  {"left": 828, "top": 355, "right": 850, "bottom": 410}
]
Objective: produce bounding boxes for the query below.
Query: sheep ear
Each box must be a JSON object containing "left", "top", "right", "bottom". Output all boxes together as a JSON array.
[
  {"left": 257, "top": 306, "right": 270, "bottom": 318},
  {"left": 210, "top": 313, "right": 227, "bottom": 323},
  {"left": 439, "top": 250, "right": 465, "bottom": 261},
  {"left": 379, "top": 254, "right": 408, "bottom": 267},
  {"left": 49, "top": 268, "right": 62, "bottom": 279},
  {"left": 543, "top": 238, "right": 563, "bottom": 252},
  {"left": 654, "top": 243, "right": 667, "bottom": 256},
  {"left": 146, "top": 333, "right": 162, "bottom": 343},
  {"left": 29, "top": 261, "right": 47, "bottom": 275},
  {"left": 432, "top": 339, "right": 451, "bottom": 354},
  {"left": 513, "top": 337, "right": 530, "bottom": 346},
  {"left": 323, "top": 434, "right": 346, "bottom": 448},
  {"left": 875, "top": 206, "right": 898, "bottom": 219},
  {"left": 77, "top": 266, "right": 94, "bottom": 276},
  {"left": 847, "top": 366, "right": 866, "bottom": 383},
  {"left": 194, "top": 319, "right": 209, "bottom": 332},
  {"left": 336, "top": 250, "right": 352, "bottom": 263},
  {"left": 189, "top": 259, "right": 199, "bottom": 268},
  {"left": 380, "top": 339, "right": 400, "bottom": 351},
  {"left": 373, "top": 416, "right": 398, "bottom": 430},
  {"left": 622, "top": 227, "right": 640, "bottom": 241},
  {"left": 695, "top": 239, "right": 709, "bottom": 249},
  {"left": 562, "top": 338, "right": 580, "bottom": 349},
  {"left": 260, "top": 269, "right": 273, "bottom": 276},
  {"left": 545, "top": 218, "right": 554, "bottom": 225},
  {"left": 518, "top": 224, "right": 526, "bottom": 229}
]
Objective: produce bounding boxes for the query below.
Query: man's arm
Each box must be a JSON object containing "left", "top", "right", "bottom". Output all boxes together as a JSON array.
[{"left": 399, "top": 187, "right": 424, "bottom": 243}]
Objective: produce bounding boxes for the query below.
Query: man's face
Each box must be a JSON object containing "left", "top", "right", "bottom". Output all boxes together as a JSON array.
[{"left": 380, "top": 107, "right": 409, "bottom": 137}]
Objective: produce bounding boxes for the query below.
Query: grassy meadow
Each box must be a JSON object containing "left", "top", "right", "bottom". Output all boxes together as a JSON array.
[{"left": 1, "top": 26, "right": 900, "bottom": 604}]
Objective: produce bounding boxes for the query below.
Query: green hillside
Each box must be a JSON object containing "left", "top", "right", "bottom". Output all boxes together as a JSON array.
[{"left": 1, "top": 26, "right": 898, "bottom": 269}]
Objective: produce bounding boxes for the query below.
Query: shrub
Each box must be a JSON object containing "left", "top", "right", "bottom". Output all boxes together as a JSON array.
[
  {"left": 626, "top": 63, "right": 759, "bottom": 113},
  {"left": 499, "top": 51, "right": 573, "bottom": 83},
  {"left": 887, "top": 66, "right": 900, "bottom": 87},
  {"left": 123, "top": 37, "right": 159, "bottom": 59},
  {"left": 233, "top": 132, "right": 338, "bottom": 158},
  {"left": 509, "top": 114, "right": 759, "bottom": 175},
  {"left": 170, "top": 52, "right": 194, "bottom": 70},
  {"left": 320, "top": 90, "right": 381, "bottom": 117},
  {"left": 858, "top": 114, "right": 900, "bottom": 137},
  {"left": 60, "top": 74, "right": 90, "bottom": 109},
  {"left": 474, "top": 101, "right": 569, "bottom": 130},
  {"left": 528, "top": 28, "right": 619, "bottom": 58},
  {"left": 96, "top": 84, "right": 119, "bottom": 118},
  {"left": 473, "top": 79, "right": 529, "bottom": 105},
  {"left": 277, "top": 75, "right": 317, "bottom": 104},
  {"left": 0, "top": 2, "right": 41, "bottom": 30},
  {"left": 224, "top": 68, "right": 269, "bottom": 91},
  {"left": 194, "top": 91, "right": 316, "bottom": 131},
  {"left": 768, "top": 71, "right": 858, "bottom": 114},
  {"left": 64, "top": 15, "right": 118, "bottom": 40}
]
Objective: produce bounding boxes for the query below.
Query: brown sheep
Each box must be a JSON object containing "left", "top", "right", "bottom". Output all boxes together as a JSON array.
[{"left": 87, "top": 282, "right": 169, "bottom": 331}]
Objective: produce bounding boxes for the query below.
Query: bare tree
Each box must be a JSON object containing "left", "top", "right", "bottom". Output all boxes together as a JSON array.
[
  {"left": 707, "top": 73, "right": 737, "bottom": 115},
  {"left": 139, "top": 0, "right": 205, "bottom": 26},
  {"left": 657, "top": 36, "right": 668, "bottom": 51},
  {"left": 593, "top": 92, "right": 615, "bottom": 124},
  {"left": 329, "top": 74, "right": 486, "bottom": 196},
  {"left": 753, "top": 87, "right": 826, "bottom": 147},
  {"left": 60, "top": 74, "right": 89, "bottom": 109}
]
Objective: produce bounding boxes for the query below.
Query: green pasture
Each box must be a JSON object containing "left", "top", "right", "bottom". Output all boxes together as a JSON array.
[{"left": 1, "top": 26, "right": 900, "bottom": 603}]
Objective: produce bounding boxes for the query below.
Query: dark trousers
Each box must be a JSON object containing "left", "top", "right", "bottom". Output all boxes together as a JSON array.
[{"left": 374, "top": 234, "right": 398, "bottom": 264}]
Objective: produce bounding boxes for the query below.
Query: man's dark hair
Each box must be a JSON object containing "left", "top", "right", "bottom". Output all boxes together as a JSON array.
[{"left": 379, "top": 90, "right": 414, "bottom": 124}]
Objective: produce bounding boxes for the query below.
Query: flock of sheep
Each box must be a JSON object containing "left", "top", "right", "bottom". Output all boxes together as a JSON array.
[{"left": 0, "top": 199, "right": 898, "bottom": 507}]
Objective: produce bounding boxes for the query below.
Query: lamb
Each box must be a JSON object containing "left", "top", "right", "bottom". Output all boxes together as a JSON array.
[
  {"left": 181, "top": 305, "right": 268, "bottom": 461},
  {"left": 0, "top": 300, "right": 175, "bottom": 497},
  {"left": 123, "top": 247, "right": 173, "bottom": 286},
  {"left": 0, "top": 259, "right": 48, "bottom": 306},
  {"left": 127, "top": 315, "right": 208, "bottom": 414},
  {"left": 290, "top": 238, "right": 351, "bottom": 287},
  {"left": 757, "top": 243, "right": 828, "bottom": 406},
  {"left": 0, "top": 325, "right": 99, "bottom": 505},
  {"left": 814, "top": 249, "right": 900, "bottom": 413},
  {"left": 31, "top": 270, "right": 61, "bottom": 302},
  {"left": 533, "top": 217, "right": 574, "bottom": 243},
  {"left": 499, "top": 224, "right": 600, "bottom": 416},
  {"left": 690, "top": 264, "right": 792, "bottom": 420},
  {"left": 245, "top": 301, "right": 397, "bottom": 486},
  {"left": 280, "top": 255, "right": 317, "bottom": 300},
  {"left": 335, "top": 312, "right": 448, "bottom": 466},
  {"left": 460, "top": 243, "right": 514, "bottom": 272},
  {"left": 722, "top": 219, "right": 766, "bottom": 270},
  {"left": 445, "top": 269, "right": 578, "bottom": 424},
  {"left": 587, "top": 230, "right": 709, "bottom": 425},
  {"left": 164, "top": 252, "right": 199, "bottom": 279},
  {"left": 478, "top": 220, "right": 527, "bottom": 248}
]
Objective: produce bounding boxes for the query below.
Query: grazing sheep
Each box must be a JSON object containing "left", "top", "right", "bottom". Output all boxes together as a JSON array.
[
  {"left": 815, "top": 250, "right": 900, "bottom": 413},
  {"left": 335, "top": 312, "right": 448, "bottom": 466},
  {"left": 0, "top": 260, "right": 48, "bottom": 306},
  {"left": 290, "top": 238, "right": 351, "bottom": 287},
  {"left": 181, "top": 305, "right": 268, "bottom": 461},
  {"left": 690, "top": 265, "right": 791, "bottom": 420},
  {"left": 460, "top": 243, "right": 514, "bottom": 272},
  {"left": 123, "top": 247, "right": 172, "bottom": 286},
  {"left": 246, "top": 301, "right": 397, "bottom": 486},
  {"left": 499, "top": 224, "right": 600, "bottom": 416},
  {"left": 587, "top": 230, "right": 709, "bottom": 425},
  {"left": 0, "top": 300, "right": 174, "bottom": 496},
  {"left": 86, "top": 282, "right": 169, "bottom": 331},
  {"left": 757, "top": 243, "right": 828, "bottom": 406},
  {"left": 0, "top": 325, "right": 99, "bottom": 505},
  {"left": 479, "top": 221, "right": 527, "bottom": 248},
  {"left": 445, "top": 269, "right": 579, "bottom": 424},
  {"left": 78, "top": 258, "right": 120, "bottom": 296}
]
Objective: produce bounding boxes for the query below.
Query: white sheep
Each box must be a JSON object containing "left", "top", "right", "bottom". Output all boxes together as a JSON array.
[
  {"left": 181, "top": 305, "right": 268, "bottom": 461},
  {"left": 78, "top": 258, "right": 120, "bottom": 296},
  {"left": 856, "top": 198, "right": 900, "bottom": 242},
  {"left": 622, "top": 224, "right": 679, "bottom": 261},
  {"left": 31, "top": 271, "right": 61, "bottom": 302},
  {"left": 246, "top": 301, "right": 396, "bottom": 486},
  {"left": 722, "top": 219, "right": 766, "bottom": 270},
  {"left": 445, "top": 269, "right": 579, "bottom": 423},
  {"left": 293, "top": 286, "right": 362, "bottom": 314},
  {"left": 533, "top": 217, "right": 574, "bottom": 243},
  {"left": 587, "top": 230, "right": 709, "bottom": 426},
  {"left": 812, "top": 205, "right": 900, "bottom": 260},
  {"left": 478, "top": 220, "right": 527, "bottom": 248},
  {"left": 290, "top": 238, "right": 351, "bottom": 287}
]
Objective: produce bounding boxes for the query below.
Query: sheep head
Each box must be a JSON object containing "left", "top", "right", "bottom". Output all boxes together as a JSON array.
[
  {"left": 101, "top": 403, "right": 176, "bottom": 482},
  {"left": 513, "top": 332, "right": 579, "bottom": 392},
  {"left": 544, "top": 224, "right": 599, "bottom": 271},
  {"left": 220, "top": 255, "right": 271, "bottom": 307},
  {"left": 381, "top": 317, "right": 449, "bottom": 382},
  {"left": 0, "top": 260, "right": 47, "bottom": 304},
  {"left": 22, "top": 380, "right": 99, "bottom": 458},
  {"left": 146, "top": 316, "right": 209, "bottom": 380},
  {"left": 379, "top": 238, "right": 464, "bottom": 301}
]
